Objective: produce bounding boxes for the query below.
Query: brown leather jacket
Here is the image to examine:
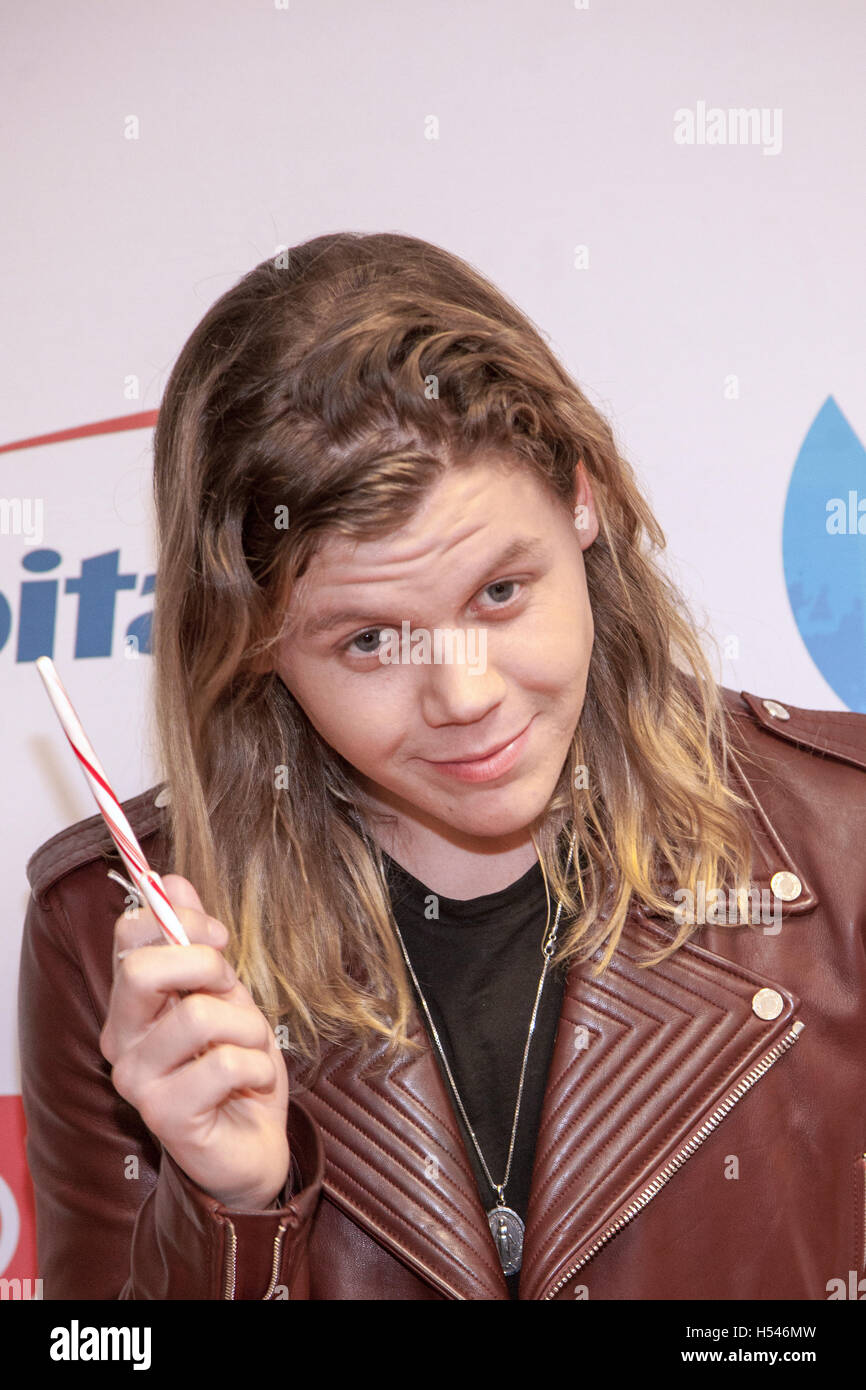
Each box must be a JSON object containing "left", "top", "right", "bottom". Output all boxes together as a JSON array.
[{"left": 17, "top": 685, "right": 866, "bottom": 1300}]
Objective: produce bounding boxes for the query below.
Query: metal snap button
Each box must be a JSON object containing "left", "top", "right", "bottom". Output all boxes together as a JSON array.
[
  {"left": 752, "top": 988, "right": 784, "bottom": 1020},
  {"left": 770, "top": 870, "right": 802, "bottom": 901},
  {"left": 762, "top": 699, "right": 790, "bottom": 720}
]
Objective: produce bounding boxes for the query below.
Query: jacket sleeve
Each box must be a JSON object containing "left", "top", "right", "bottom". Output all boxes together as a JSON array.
[{"left": 17, "top": 886, "right": 325, "bottom": 1300}]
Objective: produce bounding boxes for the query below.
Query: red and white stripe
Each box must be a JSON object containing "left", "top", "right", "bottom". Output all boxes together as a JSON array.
[{"left": 35, "top": 656, "right": 190, "bottom": 947}]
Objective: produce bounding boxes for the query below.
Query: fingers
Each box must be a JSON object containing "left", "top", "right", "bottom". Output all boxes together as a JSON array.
[
  {"left": 137, "top": 1045, "right": 280, "bottom": 1135},
  {"left": 111, "top": 873, "right": 228, "bottom": 976},
  {"left": 110, "top": 991, "right": 272, "bottom": 1097},
  {"left": 159, "top": 874, "right": 206, "bottom": 913},
  {"left": 158, "top": 1039, "right": 280, "bottom": 1118},
  {"left": 100, "top": 941, "right": 237, "bottom": 1063}
]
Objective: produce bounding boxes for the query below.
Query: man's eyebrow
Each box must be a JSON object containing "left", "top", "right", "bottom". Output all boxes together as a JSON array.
[{"left": 300, "top": 536, "right": 548, "bottom": 640}]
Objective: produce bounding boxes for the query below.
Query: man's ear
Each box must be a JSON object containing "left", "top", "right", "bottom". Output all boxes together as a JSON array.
[{"left": 572, "top": 458, "right": 599, "bottom": 550}]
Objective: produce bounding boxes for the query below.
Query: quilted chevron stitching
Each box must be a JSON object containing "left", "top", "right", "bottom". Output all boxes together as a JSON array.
[
  {"left": 529, "top": 978, "right": 754, "bottom": 1215},
  {"left": 312, "top": 1120, "right": 498, "bottom": 1296},
  {"left": 526, "top": 925, "right": 783, "bottom": 1192},
  {"left": 301, "top": 1045, "right": 489, "bottom": 1212},
  {"left": 529, "top": 998, "right": 776, "bottom": 1250},
  {"left": 302, "top": 1046, "right": 483, "bottom": 1212},
  {"left": 535, "top": 992, "right": 691, "bottom": 1153},
  {"left": 299, "top": 1038, "right": 507, "bottom": 1293},
  {"left": 307, "top": 1078, "right": 483, "bottom": 1223},
  {"left": 536, "top": 922, "right": 779, "bottom": 1141}
]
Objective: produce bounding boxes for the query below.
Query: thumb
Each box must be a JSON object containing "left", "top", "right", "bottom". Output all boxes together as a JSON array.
[{"left": 159, "top": 872, "right": 206, "bottom": 914}]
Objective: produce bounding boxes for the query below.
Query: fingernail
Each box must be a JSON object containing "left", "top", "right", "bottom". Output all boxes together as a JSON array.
[{"left": 209, "top": 920, "right": 227, "bottom": 944}]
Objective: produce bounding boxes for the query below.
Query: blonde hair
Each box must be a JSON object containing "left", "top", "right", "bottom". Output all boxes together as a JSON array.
[{"left": 151, "top": 230, "right": 753, "bottom": 1080}]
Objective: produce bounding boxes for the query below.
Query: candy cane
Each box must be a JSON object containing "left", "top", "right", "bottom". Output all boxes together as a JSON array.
[{"left": 35, "top": 656, "right": 190, "bottom": 947}]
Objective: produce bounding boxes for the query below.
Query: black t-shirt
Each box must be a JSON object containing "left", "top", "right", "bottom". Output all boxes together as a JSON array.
[{"left": 382, "top": 843, "right": 572, "bottom": 1300}]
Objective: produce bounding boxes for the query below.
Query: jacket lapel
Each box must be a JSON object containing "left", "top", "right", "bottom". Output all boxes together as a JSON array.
[
  {"left": 518, "top": 912, "right": 803, "bottom": 1299},
  {"left": 519, "top": 734, "right": 815, "bottom": 1299},
  {"left": 290, "top": 1017, "right": 509, "bottom": 1299},
  {"left": 290, "top": 731, "right": 813, "bottom": 1300}
]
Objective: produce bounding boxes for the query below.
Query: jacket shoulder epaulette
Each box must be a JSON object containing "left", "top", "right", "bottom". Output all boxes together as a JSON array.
[
  {"left": 727, "top": 687, "right": 866, "bottom": 773},
  {"left": 26, "top": 784, "right": 170, "bottom": 907}
]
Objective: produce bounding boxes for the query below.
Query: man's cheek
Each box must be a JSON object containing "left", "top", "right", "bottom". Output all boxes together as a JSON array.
[
  {"left": 514, "top": 640, "right": 581, "bottom": 692},
  {"left": 334, "top": 709, "right": 399, "bottom": 761}
]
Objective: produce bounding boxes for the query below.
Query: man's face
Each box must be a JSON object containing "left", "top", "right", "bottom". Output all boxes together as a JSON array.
[{"left": 273, "top": 456, "right": 598, "bottom": 846}]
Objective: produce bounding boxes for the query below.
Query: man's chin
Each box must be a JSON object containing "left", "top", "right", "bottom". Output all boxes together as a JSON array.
[
  {"left": 419, "top": 778, "right": 558, "bottom": 840},
  {"left": 349, "top": 765, "right": 560, "bottom": 842}
]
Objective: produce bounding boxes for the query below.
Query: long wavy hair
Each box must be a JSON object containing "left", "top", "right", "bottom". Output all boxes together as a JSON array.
[{"left": 151, "top": 230, "right": 754, "bottom": 1078}]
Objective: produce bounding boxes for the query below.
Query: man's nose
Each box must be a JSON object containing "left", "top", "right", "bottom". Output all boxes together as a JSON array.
[{"left": 416, "top": 627, "right": 504, "bottom": 723}]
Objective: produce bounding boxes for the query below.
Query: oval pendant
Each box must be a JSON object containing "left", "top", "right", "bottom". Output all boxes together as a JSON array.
[{"left": 487, "top": 1204, "right": 525, "bottom": 1276}]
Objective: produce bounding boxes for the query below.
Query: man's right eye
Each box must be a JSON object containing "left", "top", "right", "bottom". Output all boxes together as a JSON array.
[{"left": 343, "top": 628, "right": 387, "bottom": 657}]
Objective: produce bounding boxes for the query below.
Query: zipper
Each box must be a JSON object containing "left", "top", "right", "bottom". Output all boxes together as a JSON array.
[
  {"left": 223, "top": 1218, "right": 238, "bottom": 1300},
  {"left": 541, "top": 1019, "right": 806, "bottom": 1300},
  {"left": 263, "top": 1221, "right": 290, "bottom": 1298},
  {"left": 222, "top": 1216, "right": 290, "bottom": 1299}
]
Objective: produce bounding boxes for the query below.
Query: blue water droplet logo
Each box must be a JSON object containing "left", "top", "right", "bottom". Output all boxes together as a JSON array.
[{"left": 782, "top": 396, "right": 866, "bottom": 711}]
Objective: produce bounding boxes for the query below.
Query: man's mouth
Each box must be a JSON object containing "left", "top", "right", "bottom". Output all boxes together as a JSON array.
[
  {"left": 428, "top": 721, "right": 532, "bottom": 764},
  {"left": 421, "top": 716, "right": 536, "bottom": 783}
]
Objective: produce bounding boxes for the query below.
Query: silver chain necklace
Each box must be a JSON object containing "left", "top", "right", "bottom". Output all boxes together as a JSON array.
[{"left": 389, "top": 831, "right": 576, "bottom": 1278}]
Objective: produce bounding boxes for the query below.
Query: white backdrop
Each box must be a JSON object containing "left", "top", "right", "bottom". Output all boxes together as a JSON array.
[{"left": 2, "top": 0, "right": 864, "bottom": 1285}]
